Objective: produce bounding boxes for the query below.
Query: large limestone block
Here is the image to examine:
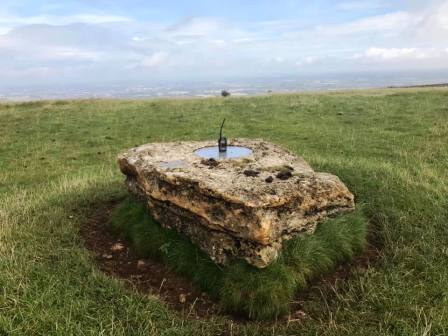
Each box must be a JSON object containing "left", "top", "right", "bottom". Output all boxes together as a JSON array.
[{"left": 118, "top": 139, "right": 355, "bottom": 268}]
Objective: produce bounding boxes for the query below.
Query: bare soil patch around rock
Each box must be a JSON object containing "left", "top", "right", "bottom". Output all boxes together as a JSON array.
[
  {"left": 81, "top": 200, "right": 220, "bottom": 319},
  {"left": 81, "top": 201, "right": 379, "bottom": 322}
]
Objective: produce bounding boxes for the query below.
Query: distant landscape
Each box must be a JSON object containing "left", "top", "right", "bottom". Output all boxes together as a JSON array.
[{"left": 2, "top": 70, "right": 448, "bottom": 101}]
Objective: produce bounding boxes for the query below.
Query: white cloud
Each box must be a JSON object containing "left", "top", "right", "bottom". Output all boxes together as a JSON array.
[
  {"left": 354, "top": 47, "right": 427, "bottom": 60},
  {"left": 140, "top": 51, "right": 168, "bottom": 68},
  {"left": 0, "top": 13, "right": 131, "bottom": 34},
  {"left": 412, "top": 1, "right": 448, "bottom": 43},
  {"left": 0, "top": 13, "right": 131, "bottom": 26},
  {"left": 2, "top": 2, "right": 448, "bottom": 86},
  {"left": 131, "top": 36, "right": 145, "bottom": 42},
  {"left": 351, "top": 47, "right": 448, "bottom": 70},
  {"left": 166, "top": 17, "right": 223, "bottom": 36},
  {"left": 296, "top": 56, "right": 319, "bottom": 67},
  {"left": 315, "top": 11, "right": 416, "bottom": 36},
  {"left": 42, "top": 47, "right": 102, "bottom": 61},
  {"left": 336, "top": 1, "right": 390, "bottom": 11}
]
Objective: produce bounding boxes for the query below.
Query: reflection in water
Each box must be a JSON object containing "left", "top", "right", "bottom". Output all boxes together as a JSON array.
[{"left": 194, "top": 146, "right": 253, "bottom": 160}]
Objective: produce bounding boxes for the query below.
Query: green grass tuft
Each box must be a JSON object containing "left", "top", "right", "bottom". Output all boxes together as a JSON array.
[
  {"left": 110, "top": 198, "right": 224, "bottom": 296},
  {"left": 110, "top": 197, "right": 368, "bottom": 319},
  {"left": 221, "top": 261, "right": 296, "bottom": 319}
]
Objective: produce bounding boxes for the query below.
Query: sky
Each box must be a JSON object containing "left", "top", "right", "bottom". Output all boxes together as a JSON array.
[{"left": 1, "top": 0, "right": 448, "bottom": 87}]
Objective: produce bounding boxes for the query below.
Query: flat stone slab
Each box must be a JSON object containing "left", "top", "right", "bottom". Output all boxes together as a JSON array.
[{"left": 118, "top": 139, "right": 355, "bottom": 268}]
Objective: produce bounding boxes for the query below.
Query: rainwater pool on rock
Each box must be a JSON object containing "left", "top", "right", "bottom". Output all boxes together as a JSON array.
[{"left": 194, "top": 146, "right": 253, "bottom": 160}]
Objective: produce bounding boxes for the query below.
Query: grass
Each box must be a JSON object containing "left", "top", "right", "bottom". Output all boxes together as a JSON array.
[
  {"left": 109, "top": 197, "right": 367, "bottom": 320},
  {"left": 0, "top": 87, "right": 447, "bottom": 334}
]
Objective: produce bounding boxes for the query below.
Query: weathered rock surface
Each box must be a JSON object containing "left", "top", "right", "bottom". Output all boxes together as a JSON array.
[{"left": 118, "top": 139, "right": 355, "bottom": 268}]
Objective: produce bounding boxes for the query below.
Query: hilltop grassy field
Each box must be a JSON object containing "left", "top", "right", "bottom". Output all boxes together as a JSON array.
[{"left": 1, "top": 88, "right": 447, "bottom": 335}]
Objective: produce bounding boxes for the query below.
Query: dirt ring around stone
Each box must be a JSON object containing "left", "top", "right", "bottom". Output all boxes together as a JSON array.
[{"left": 80, "top": 200, "right": 380, "bottom": 324}]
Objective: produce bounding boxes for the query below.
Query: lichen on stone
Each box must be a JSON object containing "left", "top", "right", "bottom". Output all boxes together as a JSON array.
[{"left": 118, "top": 139, "right": 355, "bottom": 268}]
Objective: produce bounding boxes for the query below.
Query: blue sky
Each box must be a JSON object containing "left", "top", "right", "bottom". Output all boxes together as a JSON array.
[{"left": 1, "top": 0, "right": 448, "bottom": 86}]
